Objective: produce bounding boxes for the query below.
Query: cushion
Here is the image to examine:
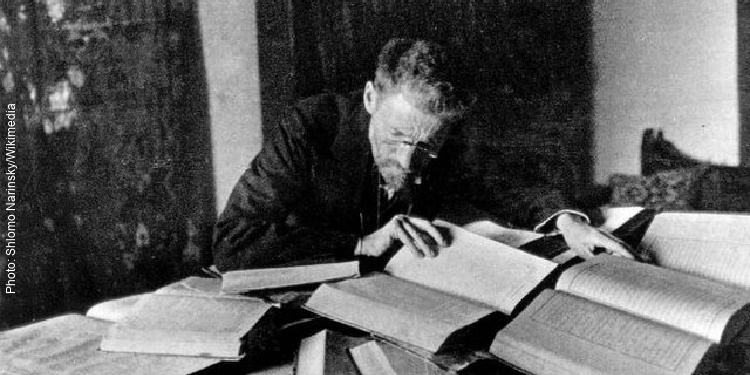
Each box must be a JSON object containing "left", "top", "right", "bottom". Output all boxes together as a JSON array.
[{"left": 608, "top": 167, "right": 706, "bottom": 210}]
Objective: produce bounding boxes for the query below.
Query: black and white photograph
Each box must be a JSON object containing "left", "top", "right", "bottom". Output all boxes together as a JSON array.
[{"left": 0, "top": 0, "right": 749, "bottom": 374}]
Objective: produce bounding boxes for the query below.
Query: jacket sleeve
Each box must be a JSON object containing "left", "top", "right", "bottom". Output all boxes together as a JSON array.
[
  {"left": 444, "top": 184, "right": 586, "bottom": 232},
  {"left": 212, "top": 110, "right": 358, "bottom": 271}
]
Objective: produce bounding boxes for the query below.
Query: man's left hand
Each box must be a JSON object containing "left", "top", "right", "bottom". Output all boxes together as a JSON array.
[{"left": 556, "top": 214, "right": 634, "bottom": 259}]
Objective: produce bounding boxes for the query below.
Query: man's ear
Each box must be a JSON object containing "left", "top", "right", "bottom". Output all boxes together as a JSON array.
[{"left": 363, "top": 81, "right": 378, "bottom": 115}]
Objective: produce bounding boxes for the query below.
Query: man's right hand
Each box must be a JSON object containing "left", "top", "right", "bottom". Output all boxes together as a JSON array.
[{"left": 355, "top": 215, "right": 447, "bottom": 258}]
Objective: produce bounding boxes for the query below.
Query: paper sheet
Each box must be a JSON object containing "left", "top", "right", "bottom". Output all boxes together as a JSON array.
[
  {"left": 640, "top": 212, "right": 750, "bottom": 289},
  {"left": 491, "top": 290, "right": 713, "bottom": 375},
  {"left": 557, "top": 255, "right": 750, "bottom": 342},
  {"left": 0, "top": 314, "right": 218, "bottom": 375},
  {"left": 86, "top": 277, "right": 226, "bottom": 323},
  {"left": 350, "top": 341, "right": 399, "bottom": 375},
  {"left": 100, "top": 294, "right": 271, "bottom": 358},
  {"left": 221, "top": 261, "right": 359, "bottom": 294}
]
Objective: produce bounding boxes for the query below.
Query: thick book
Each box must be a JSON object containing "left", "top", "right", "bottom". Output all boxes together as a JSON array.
[
  {"left": 100, "top": 292, "right": 273, "bottom": 359},
  {"left": 86, "top": 276, "right": 224, "bottom": 323},
  {"left": 294, "top": 329, "right": 368, "bottom": 375},
  {"left": 638, "top": 211, "right": 750, "bottom": 290},
  {"left": 1, "top": 314, "right": 219, "bottom": 375},
  {"left": 294, "top": 329, "right": 449, "bottom": 375},
  {"left": 490, "top": 255, "right": 750, "bottom": 375},
  {"left": 304, "top": 224, "right": 559, "bottom": 355},
  {"left": 385, "top": 221, "right": 558, "bottom": 314},
  {"left": 221, "top": 261, "right": 360, "bottom": 294},
  {"left": 351, "top": 340, "right": 455, "bottom": 375},
  {"left": 304, "top": 274, "right": 500, "bottom": 354},
  {"left": 350, "top": 341, "right": 401, "bottom": 375}
]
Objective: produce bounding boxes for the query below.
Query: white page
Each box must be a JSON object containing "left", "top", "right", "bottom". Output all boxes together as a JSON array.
[
  {"left": 600, "top": 206, "right": 645, "bottom": 230},
  {"left": 641, "top": 212, "right": 750, "bottom": 289},
  {"left": 0, "top": 314, "right": 218, "bottom": 375},
  {"left": 87, "top": 277, "right": 243, "bottom": 323},
  {"left": 100, "top": 294, "right": 271, "bottom": 358},
  {"left": 86, "top": 294, "right": 144, "bottom": 323},
  {"left": 221, "top": 261, "right": 359, "bottom": 294},
  {"left": 386, "top": 221, "right": 556, "bottom": 314},
  {"left": 557, "top": 255, "right": 750, "bottom": 342},
  {"left": 305, "top": 274, "right": 495, "bottom": 353},
  {"left": 155, "top": 276, "right": 223, "bottom": 296},
  {"left": 350, "top": 341, "right": 399, "bottom": 375},
  {"left": 491, "top": 290, "right": 713, "bottom": 375},
  {"left": 461, "top": 220, "right": 543, "bottom": 248}
]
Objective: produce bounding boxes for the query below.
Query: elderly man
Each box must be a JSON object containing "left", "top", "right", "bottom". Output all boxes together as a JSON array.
[{"left": 212, "top": 38, "right": 631, "bottom": 271}]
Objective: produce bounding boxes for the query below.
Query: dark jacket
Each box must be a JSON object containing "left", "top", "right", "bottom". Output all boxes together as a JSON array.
[{"left": 212, "top": 91, "right": 572, "bottom": 271}]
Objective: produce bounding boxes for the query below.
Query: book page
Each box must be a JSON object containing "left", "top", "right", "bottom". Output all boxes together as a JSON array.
[
  {"left": 600, "top": 206, "right": 645, "bottom": 231},
  {"left": 641, "top": 212, "right": 750, "bottom": 289},
  {"left": 557, "top": 255, "right": 750, "bottom": 342},
  {"left": 461, "top": 220, "right": 543, "bottom": 248},
  {"left": 100, "top": 294, "right": 271, "bottom": 358},
  {"left": 87, "top": 277, "right": 241, "bottom": 323},
  {"left": 295, "top": 330, "right": 327, "bottom": 375},
  {"left": 0, "top": 314, "right": 218, "bottom": 375},
  {"left": 491, "top": 290, "right": 713, "bottom": 375},
  {"left": 155, "top": 276, "right": 223, "bottom": 296},
  {"left": 86, "top": 294, "right": 144, "bottom": 323},
  {"left": 377, "top": 339, "right": 451, "bottom": 375},
  {"left": 350, "top": 341, "right": 399, "bottom": 375},
  {"left": 305, "top": 274, "right": 495, "bottom": 353},
  {"left": 385, "top": 221, "right": 556, "bottom": 314},
  {"left": 221, "top": 261, "right": 359, "bottom": 294}
]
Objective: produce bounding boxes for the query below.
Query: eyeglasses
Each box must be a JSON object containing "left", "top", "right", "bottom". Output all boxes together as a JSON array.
[{"left": 382, "top": 139, "right": 439, "bottom": 159}]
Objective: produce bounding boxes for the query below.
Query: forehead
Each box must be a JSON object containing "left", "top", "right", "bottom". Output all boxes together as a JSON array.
[{"left": 375, "top": 93, "right": 446, "bottom": 136}]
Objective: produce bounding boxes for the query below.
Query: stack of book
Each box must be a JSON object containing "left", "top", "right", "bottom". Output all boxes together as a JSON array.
[
  {"left": 5, "top": 211, "right": 750, "bottom": 375},
  {"left": 298, "top": 214, "right": 750, "bottom": 375},
  {"left": 0, "top": 261, "right": 360, "bottom": 374}
]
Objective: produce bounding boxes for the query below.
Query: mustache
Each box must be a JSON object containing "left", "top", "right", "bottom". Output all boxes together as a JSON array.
[{"left": 378, "top": 160, "right": 428, "bottom": 185}]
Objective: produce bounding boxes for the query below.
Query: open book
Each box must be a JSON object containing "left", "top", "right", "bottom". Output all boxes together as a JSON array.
[
  {"left": 295, "top": 329, "right": 369, "bottom": 375},
  {"left": 305, "top": 225, "right": 561, "bottom": 355},
  {"left": 639, "top": 211, "right": 750, "bottom": 289},
  {"left": 221, "top": 261, "right": 360, "bottom": 294},
  {"left": 385, "top": 221, "right": 558, "bottom": 314},
  {"left": 490, "top": 255, "right": 750, "bottom": 375},
  {"left": 1, "top": 314, "right": 219, "bottom": 375},
  {"left": 86, "top": 276, "right": 224, "bottom": 323},
  {"left": 304, "top": 273, "right": 499, "bottom": 354},
  {"left": 100, "top": 292, "right": 273, "bottom": 359}
]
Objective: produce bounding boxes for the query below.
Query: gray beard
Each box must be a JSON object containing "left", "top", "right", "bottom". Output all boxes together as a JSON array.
[{"left": 382, "top": 171, "right": 407, "bottom": 192}]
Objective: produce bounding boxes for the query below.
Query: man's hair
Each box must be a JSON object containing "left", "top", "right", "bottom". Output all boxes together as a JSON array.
[{"left": 373, "top": 38, "right": 472, "bottom": 119}]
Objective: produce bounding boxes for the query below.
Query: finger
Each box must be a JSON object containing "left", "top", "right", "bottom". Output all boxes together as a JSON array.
[
  {"left": 591, "top": 232, "right": 634, "bottom": 259},
  {"left": 394, "top": 217, "right": 424, "bottom": 258},
  {"left": 605, "top": 243, "right": 634, "bottom": 259},
  {"left": 401, "top": 218, "right": 436, "bottom": 257},
  {"left": 406, "top": 217, "right": 447, "bottom": 247},
  {"left": 570, "top": 244, "right": 595, "bottom": 258}
]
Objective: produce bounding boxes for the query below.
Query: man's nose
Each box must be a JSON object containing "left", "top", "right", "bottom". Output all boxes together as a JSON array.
[{"left": 386, "top": 143, "right": 412, "bottom": 171}]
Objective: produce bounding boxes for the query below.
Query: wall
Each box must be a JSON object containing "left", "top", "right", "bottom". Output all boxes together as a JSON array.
[
  {"left": 0, "top": 0, "right": 214, "bottom": 328},
  {"left": 593, "top": 0, "right": 739, "bottom": 182},
  {"left": 741, "top": 0, "right": 750, "bottom": 165},
  {"left": 198, "top": 0, "right": 263, "bottom": 214}
]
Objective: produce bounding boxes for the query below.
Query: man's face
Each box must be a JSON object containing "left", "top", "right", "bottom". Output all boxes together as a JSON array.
[{"left": 367, "top": 92, "right": 450, "bottom": 193}]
